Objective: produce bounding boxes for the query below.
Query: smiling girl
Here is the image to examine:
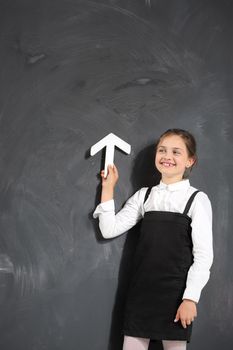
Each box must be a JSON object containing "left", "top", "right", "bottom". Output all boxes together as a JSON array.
[{"left": 93, "top": 129, "right": 213, "bottom": 350}]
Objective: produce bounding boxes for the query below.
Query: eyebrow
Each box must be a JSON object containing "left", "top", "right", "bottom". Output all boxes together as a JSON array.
[{"left": 157, "top": 146, "right": 184, "bottom": 150}]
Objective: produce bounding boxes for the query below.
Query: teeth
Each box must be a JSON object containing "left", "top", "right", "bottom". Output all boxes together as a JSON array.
[{"left": 162, "top": 162, "right": 175, "bottom": 167}]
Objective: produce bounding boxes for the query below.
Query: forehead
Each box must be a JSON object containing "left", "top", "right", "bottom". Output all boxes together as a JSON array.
[{"left": 158, "top": 134, "right": 187, "bottom": 149}]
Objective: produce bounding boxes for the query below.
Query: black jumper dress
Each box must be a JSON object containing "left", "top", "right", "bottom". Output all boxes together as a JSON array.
[{"left": 123, "top": 188, "right": 200, "bottom": 342}]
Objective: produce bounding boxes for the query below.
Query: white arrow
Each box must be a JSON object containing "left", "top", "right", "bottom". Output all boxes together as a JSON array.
[{"left": 90, "top": 133, "right": 131, "bottom": 178}]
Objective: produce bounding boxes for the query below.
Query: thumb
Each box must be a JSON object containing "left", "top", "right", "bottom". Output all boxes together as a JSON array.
[
  {"left": 112, "top": 164, "right": 118, "bottom": 174},
  {"left": 107, "top": 164, "right": 114, "bottom": 173}
]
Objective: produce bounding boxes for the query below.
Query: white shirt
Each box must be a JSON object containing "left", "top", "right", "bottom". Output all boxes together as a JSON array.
[{"left": 93, "top": 179, "right": 213, "bottom": 303}]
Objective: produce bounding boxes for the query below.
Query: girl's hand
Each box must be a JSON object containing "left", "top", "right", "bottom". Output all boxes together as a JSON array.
[
  {"left": 101, "top": 164, "right": 119, "bottom": 189},
  {"left": 100, "top": 164, "right": 119, "bottom": 203},
  {"left": 174, "top": 299, "right": 197, "bottom": 329}
]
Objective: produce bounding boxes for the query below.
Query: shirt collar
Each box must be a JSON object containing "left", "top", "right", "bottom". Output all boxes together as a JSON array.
[{"left": 157, "top": 179, "right": 190, "bottom": 191}]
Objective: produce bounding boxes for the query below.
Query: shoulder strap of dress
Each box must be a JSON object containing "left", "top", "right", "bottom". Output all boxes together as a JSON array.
[
  {"left": 183, "top": 190, "right": 200, "bottom": 215},
  {"left": 143, "top": 187, "right": 152, "bottom": 204}
]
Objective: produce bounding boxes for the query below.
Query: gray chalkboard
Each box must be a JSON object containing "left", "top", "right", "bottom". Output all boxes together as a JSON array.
[{"left": 0, "top": 0, "right": 232, "bottom": 349}]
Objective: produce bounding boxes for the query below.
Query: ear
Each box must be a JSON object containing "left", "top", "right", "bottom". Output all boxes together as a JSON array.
[{"left": 186, "top": 157, "right": 196, "bottom": 168}]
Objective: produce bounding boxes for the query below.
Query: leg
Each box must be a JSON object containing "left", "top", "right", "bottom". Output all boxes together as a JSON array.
[
  {"left": 162, "top": 340, "right": 187, "bottom": 350},
  {"left": 123, "top": 336, "right": 150, "bottom": 350}
]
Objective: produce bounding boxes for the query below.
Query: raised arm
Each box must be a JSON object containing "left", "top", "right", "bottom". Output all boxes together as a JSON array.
[{"left": 93, "top": 165, "right": 146, "bottom": 238}]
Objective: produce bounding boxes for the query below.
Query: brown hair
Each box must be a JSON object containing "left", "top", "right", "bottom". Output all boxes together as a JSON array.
[{"left": 155, "top": 128, "right": 198, "bottom": 179}]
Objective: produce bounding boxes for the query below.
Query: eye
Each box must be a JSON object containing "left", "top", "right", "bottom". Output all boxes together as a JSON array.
[
  {"left": 173, "top": 150, "right": 180, "bottom": 155},
  {"left": 158, "top": 148, "right": 165, "bottom": 153}
]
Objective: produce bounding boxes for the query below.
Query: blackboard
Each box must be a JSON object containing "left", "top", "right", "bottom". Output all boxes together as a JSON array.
[{"left": 0, "top": 1, "right": 232, "bottom": 349}]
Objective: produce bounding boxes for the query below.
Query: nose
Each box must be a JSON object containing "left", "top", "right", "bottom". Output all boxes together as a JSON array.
[{"left": 163, "top": 151, "right": 172, "bottom": 160}]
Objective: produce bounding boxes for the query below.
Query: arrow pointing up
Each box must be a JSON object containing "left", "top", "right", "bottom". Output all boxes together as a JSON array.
[{"left": 90, "top": 133, "right": 131, "bottom": 177}]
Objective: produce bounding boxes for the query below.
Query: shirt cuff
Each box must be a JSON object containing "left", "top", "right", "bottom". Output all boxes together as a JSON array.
[
  {"left": 93, "top": 199, "right": 115, "bottom": 218},
  {"left": 182, "top": 287, "right": 201, "bottom": 304}
]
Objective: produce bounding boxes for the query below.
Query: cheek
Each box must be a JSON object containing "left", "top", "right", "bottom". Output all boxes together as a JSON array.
[{"left": 155, "top": 153, "right": 161, "bottom": 166}]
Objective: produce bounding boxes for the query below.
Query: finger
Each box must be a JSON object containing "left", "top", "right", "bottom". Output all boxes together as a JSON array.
[
  {"left": 112, "top": 164, "right": 118, "bottom": 174},
  {"left": 186, "top": 319, "right": 191, "bottom": 326},
  {"left": 100, "top": 171, "right": 106, "bottom": 179},
  {"left": 181, "top": 319, "right": 187, "bottom": 329},
  {"left": 174, "top": 312, "right": 179, "bottom": 322},
  {"left": 101, "top": 167, "right": 109, "bottom": 179}
]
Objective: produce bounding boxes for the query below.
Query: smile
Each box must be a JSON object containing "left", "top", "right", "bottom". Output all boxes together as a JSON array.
[{"left": 160, "top": 162, "right": 176, "bottom": 167}]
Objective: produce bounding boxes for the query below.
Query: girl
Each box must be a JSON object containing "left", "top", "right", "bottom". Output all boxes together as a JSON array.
[{"left": 93, "top": 129, "right": 213, "bottom": 350}]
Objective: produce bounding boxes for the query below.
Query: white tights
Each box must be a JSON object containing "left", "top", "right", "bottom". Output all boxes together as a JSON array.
[
  {"left": 123, "top": 336, "right": 187, "bottom": 350},
  {"left": 162, "top": 340, "right": 187, "bottom": 350}
]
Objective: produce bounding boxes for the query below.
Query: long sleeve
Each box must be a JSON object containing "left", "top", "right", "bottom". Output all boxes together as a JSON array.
[
  {"left": 182, "top": 192, "right": 214, "bottom": 303},
  {"left": 93, "top": 188, "right": 148, "bottom": 238}
]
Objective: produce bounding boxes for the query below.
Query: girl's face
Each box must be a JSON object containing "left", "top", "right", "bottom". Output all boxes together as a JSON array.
[{"left": 155, "top": 134, "right": 195, "bottom": 183}]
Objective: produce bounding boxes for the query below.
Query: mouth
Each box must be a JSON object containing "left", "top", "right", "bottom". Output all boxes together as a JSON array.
[{"left": 160, "top": 161, "right": 176, "bottom": 168}]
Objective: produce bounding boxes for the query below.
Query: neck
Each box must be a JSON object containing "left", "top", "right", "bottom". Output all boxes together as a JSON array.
[{"left": 161, "top": 176, "right": 184, "bottom": 185}]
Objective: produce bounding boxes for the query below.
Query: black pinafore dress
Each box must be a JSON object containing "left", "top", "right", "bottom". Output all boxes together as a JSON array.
[{"left": 123, "top": 188, "right": 199, "bottom": 341}]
